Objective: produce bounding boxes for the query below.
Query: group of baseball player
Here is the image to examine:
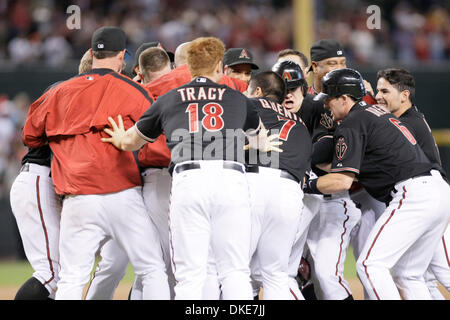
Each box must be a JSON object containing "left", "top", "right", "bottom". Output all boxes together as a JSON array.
[{"left": 9, "top": 24, "right": 450, "bottom": 300}]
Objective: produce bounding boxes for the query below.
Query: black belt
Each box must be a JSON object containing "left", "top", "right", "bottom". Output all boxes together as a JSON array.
[
  {"left": 246, "top": 165, "right": 299, "bottom": 183},
  {"left": 20, "top": 163, "right": 52, "bottom": 177},
  {"left": 175, "top": 162, "right": 245, "bottom": 174}
]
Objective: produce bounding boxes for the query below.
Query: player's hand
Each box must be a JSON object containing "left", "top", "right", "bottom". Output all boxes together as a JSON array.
[
  {"left": 363, "top": 79, "right": 374, "bottom": 96},
  {"left": 101, "top": 115, "right": 126, "bottom": 150},
  {"left": 244, "top": 126, "right": 283, "bottom": 153}
]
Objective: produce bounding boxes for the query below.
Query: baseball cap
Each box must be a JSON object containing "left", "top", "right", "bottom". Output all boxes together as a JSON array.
[
  {"left": 308, "top": 39, "right": 345, "bottom": 72},
  {"left": 91, "top": 26, "right": 127, "bottom": 52},
  {"left": 133, "top": 42, "right": 175, "bottom": 69},
  {"left": 223, "top": 48, "right": 259, "bottom": 70}
]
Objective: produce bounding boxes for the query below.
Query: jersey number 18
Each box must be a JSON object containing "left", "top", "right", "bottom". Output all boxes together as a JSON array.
[{"left": 186, "top": 103, "right": 225, "bottom": 133}]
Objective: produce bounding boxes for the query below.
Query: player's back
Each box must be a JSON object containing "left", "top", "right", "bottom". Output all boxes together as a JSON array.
[
  {"left": 334, "top": 101, "right": 436, "bottom": 203},
  {"left": 399, "top": 106, "right": 443, "bottom": 171},
  {"left": 137, "top": 77, "right": 259, "bottom": 172},
  {"left": 23, "top": 68, "right": 153, "bottom": 195},
  {"left": 249, "top": 97, "right": 312, "bottom": 183}
]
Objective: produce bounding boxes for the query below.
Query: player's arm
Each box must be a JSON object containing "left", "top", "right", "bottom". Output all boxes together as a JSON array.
[
  {"left": 305, "top": 126, "right": 362, "bottom": 194},
  {"left": 22, "top": 92, "right": 52, "bottom": 148}
]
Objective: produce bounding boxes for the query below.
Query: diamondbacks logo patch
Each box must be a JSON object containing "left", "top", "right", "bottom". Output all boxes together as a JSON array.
[
  {"left": 239, "top": 49, "right": 250, "bottom": 59},
  {"left": 336, "top": 137, "right": 348, "bottom": 161},
  {"left": 320, "top": 112, "right": 334, "bottom": 129}
]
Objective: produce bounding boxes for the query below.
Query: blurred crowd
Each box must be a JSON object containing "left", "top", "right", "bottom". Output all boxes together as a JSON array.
[
  {"left": 0, "top": 0, "right": 449, "bottom": 69},
  {"left": 0, "top": 0, "right": 449, "bottom": 199}
]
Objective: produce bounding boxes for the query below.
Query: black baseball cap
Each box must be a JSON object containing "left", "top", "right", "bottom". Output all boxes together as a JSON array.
[
  {"left": 308, "top": 39, "right": 345, "bottom": 72},
  {"left": 133, "top": 42, "right": 175, "bottom": 69},
  {"left": 223, "top": 48, "right": 259, "bottom": 70},
  {"left": 91, "top": 26, "right": 127, "bottom": 52}
]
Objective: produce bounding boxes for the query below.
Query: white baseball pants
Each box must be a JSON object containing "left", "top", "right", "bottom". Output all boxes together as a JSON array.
[
  {"left": 169, "top": 160, "right": 253, "bottom": 300},
  {"left": 55, "top": 186, "right": 169, "bottom": 300},
  {"left": 287, "top": 193, "right": 322, "bottom": 300},
  {"left": 10, "top": 164, "right": 62, "bottom": 298},
  {"left": 247, "top": 168, "right": 303, "bottom": 300},
  {"left": 307, "top": 191, "right": 361, "bottom": 299},
  {"left": 356, "top": 171, "right": 450, "bottom": 300}
]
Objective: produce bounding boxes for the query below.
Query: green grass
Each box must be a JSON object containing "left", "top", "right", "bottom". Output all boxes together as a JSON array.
[{"left": 0, "top": 247, "right": 358, "bottom": 286}]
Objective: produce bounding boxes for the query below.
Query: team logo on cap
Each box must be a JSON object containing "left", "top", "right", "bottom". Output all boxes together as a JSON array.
[
  {"left": 97, "top": 43, "right": 104, "bottom": 49},
  {"left": 336, "top": 137, "right": 348, "bottom": 161},
  {"left": 239, "top": 49, "right": 250, "bottom": 59},
  {"left": 337, "top": 50, "right": 343, "bottom": 55}
]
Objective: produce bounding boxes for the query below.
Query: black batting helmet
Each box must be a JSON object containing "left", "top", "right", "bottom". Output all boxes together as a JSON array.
[
  {"left": 314, "top": 68, "right": 366, "bottom": 102},
  {"left": 272, "top": 60, "right": 308, "bottom": 96}
]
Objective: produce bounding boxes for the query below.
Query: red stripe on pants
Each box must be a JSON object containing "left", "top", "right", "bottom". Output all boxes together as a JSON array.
[
  {"left": 35, "top": 176, "right": 55, "bottom": 286},
  {"left": 362, "top": 186, "right": 407, "bottom": 300}
]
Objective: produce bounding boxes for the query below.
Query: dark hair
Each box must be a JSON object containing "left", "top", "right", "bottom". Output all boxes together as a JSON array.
[
  {"left": 249, "top": 71, "right": 286, "bottom": 104},
  {"left": 92, "top": 50, "right": 122, "bottom": 59},
  {"left": 377, "top": 68, "right": 415, "bottom": 100},
  {"left": 277, "top": 49, "right": 309, "bottom": 67}
]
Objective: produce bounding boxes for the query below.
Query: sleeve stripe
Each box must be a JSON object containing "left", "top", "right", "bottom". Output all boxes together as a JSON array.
[
  {"left": 330, "top": 167, "right": 360, "bottom": 174},
  {"left": 317, "top": 135, "right": 333, "bottom": 141},
  {"left": 134, "top": 123, "right": 156, "bottom": 142}
]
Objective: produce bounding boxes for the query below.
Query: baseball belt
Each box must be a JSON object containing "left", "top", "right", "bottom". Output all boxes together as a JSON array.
[{"left": 20, "top": 163, "right": 52, "bottom": 177}]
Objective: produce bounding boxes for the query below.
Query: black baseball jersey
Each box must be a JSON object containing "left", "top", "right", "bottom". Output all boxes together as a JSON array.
[
  {"left": 248, "top": 97, "right": 312, "bottom": 183},
  {"left": 399, "top": 105, "right": 444, "bottom": 174},
  {"left": 21, "top": 145, "right": 52, "bottom": 167},
  {"left": 297, "top": 93, "right": 335, "bottom": 176},
  {"left": 330, "top": 101, "right": 437, "bottom": 204},
  {"left": 297, "top": 93, "right": 335, "bottom": 142},
  {"left": 135, "top": 77, "right": 260, "bottom": 172}
]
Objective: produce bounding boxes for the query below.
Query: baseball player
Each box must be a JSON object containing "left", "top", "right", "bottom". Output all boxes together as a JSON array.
[
  {"left": 374, "top": 68, "right": 449, "bottom": 298},
  {"left": 276, "top": 48, "right": 310, "bottom": 78},
  {"left": 307, "top": 68, "right": 450, "bottom": 300},
  {"left": 22, "top": 26, "right": 170, "bottom": 300},
  {"left": 131, "top": 41, "right": 174, "bottom": 82},
  {"left": 10, "top": 92, "right": 60, "bottom": 300},
  {"left": 101, "top": 36, "right": 281, "bottom": 300},
  {"left": 271, "top": 60, "right": 323, "bottom": 299},
  {"left": 146, "top": 42, "right": 249, "bottom": 99},
  {"left": 223, "top": 48, "right": 259, "bottom": 83},
  {"left": 245, "top": 71, "right": 312, "bottom": 299},
  {"left": 298, "top": 39, "right": 387, "bottom": 300},
  {"left": 9, "top": 49, "right": 94, "bottom": 300},
  {"left": 84, "top": 46, "right": 175, "bottom": 300}
]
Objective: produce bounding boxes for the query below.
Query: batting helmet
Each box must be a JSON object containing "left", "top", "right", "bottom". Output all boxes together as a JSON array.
[
  {"left": 272, "top": 60, "right": 308, "bottom": 96},
  {"left": 314, "top": 68, "right": 366, "bottom": 102}
]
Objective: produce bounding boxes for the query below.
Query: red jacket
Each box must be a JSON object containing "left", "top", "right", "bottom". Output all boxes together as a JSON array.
[{"left": 22, "top": 68, "right": 152, "bottom": 195}]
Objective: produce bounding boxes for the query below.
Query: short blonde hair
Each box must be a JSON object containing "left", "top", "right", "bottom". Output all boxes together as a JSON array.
[
  {"left": 78, "top": 50, "right": 93, "bottom": 74},
  {"left": 187, "top": 37, "right": 225, "bottom": 78}
]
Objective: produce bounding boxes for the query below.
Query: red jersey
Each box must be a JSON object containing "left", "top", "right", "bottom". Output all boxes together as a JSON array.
[
  {"left": 22, "top": 68, "right": 153, "bottom": 195},
  {"left": 138, "top": 64, "right": 248, "bottom": 169}
]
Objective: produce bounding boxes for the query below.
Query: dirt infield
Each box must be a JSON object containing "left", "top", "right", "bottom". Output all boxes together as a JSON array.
[{"left": 0, "top": 279, "right": 448, "bottom": 300}]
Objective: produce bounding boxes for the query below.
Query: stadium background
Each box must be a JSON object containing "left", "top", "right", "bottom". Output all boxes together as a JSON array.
[{"left": 0, "top": 0, "right": 448, "bottom": 299}]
